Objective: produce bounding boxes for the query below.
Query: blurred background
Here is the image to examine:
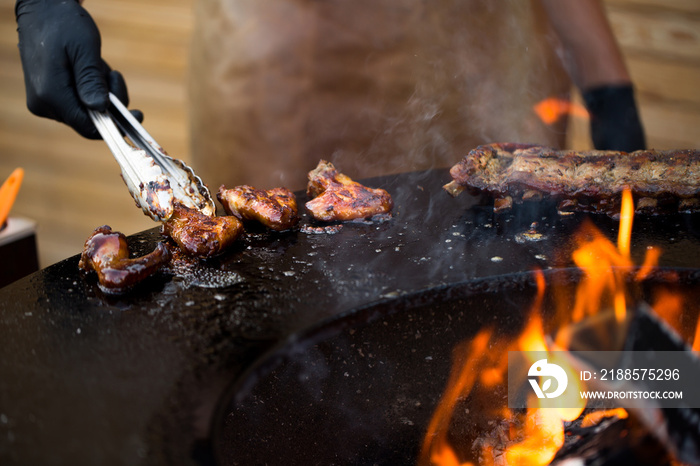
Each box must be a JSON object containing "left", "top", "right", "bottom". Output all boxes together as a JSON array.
[{"left": 1, "top": 0, "right": 699, "bottom": 268}]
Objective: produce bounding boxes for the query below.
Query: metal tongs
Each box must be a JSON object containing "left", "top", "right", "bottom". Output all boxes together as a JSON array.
[{"left": 89, "top": 93, "right": 215, "bottom": 222}]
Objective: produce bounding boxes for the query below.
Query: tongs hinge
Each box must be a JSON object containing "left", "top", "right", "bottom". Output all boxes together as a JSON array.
[{"left": 89, "top": 93, "right": 215, "bottom": 222}]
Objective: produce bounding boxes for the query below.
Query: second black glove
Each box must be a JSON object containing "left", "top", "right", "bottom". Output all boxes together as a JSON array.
[{"left": 582, "top": 84, "right": 646, "bottom": 153}]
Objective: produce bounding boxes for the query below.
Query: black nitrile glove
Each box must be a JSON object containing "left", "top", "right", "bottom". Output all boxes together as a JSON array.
[
  {"left": 582, "top": 84, "right": 646, "bottom": 153},
  {"left": 16, "top": 0, "right": 142, "bottom": 139}
]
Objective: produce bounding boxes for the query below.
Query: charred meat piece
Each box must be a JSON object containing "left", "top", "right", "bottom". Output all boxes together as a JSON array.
[
  {"left": 161, "top": 204, "right": 243, "bottom": 258},
  {"left": 217, "top": 185, "right": 299, "bottom": 231},
  {"left": 444, "top": 143, "right": 700, "bottom": 215},
  {"left": 79, "top": 225, "right": 170, "bottom": 293},
  {"left": 305, "top": 160, "right": 393, "bottom": 221}
]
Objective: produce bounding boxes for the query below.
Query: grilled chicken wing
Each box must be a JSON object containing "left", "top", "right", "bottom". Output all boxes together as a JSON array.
[
  {"left": 79, "top": 225, "right": 170, "bottom": 293},
  {"left": 162, "top": 204, "right": 243, "bottom": 257},
  {"left": 305, "top": 160, "right": 393, "bottom": 221},
  {"left": 217, "top": 185, "right": 299, "bottom": 231}
]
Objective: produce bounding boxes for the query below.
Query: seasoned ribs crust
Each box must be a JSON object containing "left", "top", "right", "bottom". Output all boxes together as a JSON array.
[{"left": 445, "top": 143, "right": 700, "bottom": 214}]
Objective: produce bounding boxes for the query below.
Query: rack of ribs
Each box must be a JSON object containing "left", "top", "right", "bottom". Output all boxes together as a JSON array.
[{"left": 444, "top": 143, "right": 700, "bottom": 216}]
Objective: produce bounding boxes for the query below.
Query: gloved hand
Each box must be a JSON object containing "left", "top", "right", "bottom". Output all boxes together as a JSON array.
[
  {"left": 582, "top": 84, "right": 646, "bottom": 153},
  {"left": 16, "top": 0, "right": 142, "bottom": 139}
]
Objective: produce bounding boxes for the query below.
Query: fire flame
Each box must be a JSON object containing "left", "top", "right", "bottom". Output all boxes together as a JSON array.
[
  {"left": 420, "top": 331, "right": 492, "bottom": 466},
  {"left": 503, "top": 270, "right": 585, "bottom": 465},
  {"left": 421, "top": 270, "right": 586, "bottom": 466},
  {"left": 533, "top": 97, "right": 589, "bottom": 125},
  {"left": 580, "top": 408, "right": 628, "bottom": 428},
  {"left": 651, "top": 286, "right": 700, "bottom": 352},
  {"left": 421, "top": 188, "right": 696, "bottom": 465}
]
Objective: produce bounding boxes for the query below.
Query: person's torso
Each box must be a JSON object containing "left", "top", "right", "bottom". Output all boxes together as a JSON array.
[{"left": 189, "top": 0, "right": 569, "bottom": 188}]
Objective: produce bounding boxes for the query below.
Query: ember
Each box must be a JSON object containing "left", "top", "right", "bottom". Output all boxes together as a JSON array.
[{"left": 420, "top": 189, "right": 696, "bottom": 465}]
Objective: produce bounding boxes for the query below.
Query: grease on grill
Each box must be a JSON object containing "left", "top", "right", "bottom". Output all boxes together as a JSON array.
[
  {"left": 163, "top": 249, "right": 244, "bottom": 289},
  {"left": 300, "top": 224, "right": 344, "bottom": 235},
  {"left": 514, "top": 222, "right": 548, "bottom": 243}
]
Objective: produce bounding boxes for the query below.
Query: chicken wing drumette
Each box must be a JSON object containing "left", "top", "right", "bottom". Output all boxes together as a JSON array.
[
  {"left": 161, "top": 203, "right": 243, "bottom": 258},
  {"left": 79, "top": 225, "right": 170, "bottom": 293},
  {"left": 217, "top": 185, "right": 299, "bottom": 231},
  {"left": 305, "top": 160, "right": 393, "bottom": 221}
]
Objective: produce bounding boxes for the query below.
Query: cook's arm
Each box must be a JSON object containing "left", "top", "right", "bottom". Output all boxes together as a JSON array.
[
  {"left": 540, "top": 0, "right": 646, "bottom": 151},
  {"left": 15, "top": 0, "right": 141, "bottom": 139}
]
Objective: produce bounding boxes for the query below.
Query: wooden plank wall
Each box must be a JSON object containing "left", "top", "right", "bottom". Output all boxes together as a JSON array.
[
  {"left": 0, "top": 0, "right": 194, "bottom": 267},
  {"left": 1, "top": 0, "right": 698, "bottom": 268},
  {"left": 568, "top": 0, "right": 700, "bottom": 149}
]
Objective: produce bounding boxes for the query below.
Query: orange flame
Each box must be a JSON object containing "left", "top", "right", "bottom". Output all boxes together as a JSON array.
[
  {"left": 429, "top": 440, "right": 472, "bottom": 466},
  {"left": 534, "top": 97, "right": 589, "bottom": 125},
  {"left": 421, "top": 271, "right": 585, "bottom": 466},
  {"left": 636, "top": 246, "right": 662, "bottom": 281},
  {"left": 504, "top": 271, "right": 586, "bottom": 464},
  {"left": 615, "top": 190, "right": 634, "bottom": 322},
  {"left": 503, "top": 408, "right": 566, "bottom": 466},
  {"left": 420, "top": 187, "right": 695, "bottom": 465},
  {"left": 420, "top": 330, "right": 492, "bottom": 466},
  {"left": 564, "top": 189, "right": 638, "bottom": 326},
  {"left": 580, "top": 408, "right": 628, "bottom": 428},
  {"left": 568, "top": 222, "right": 631, "bottom": 325},
  {"left": 652, "top": 290, "right": 684, "bottom": 336},
  {"left": 617, "top": 189, "right": 634, "bottom": 259}
]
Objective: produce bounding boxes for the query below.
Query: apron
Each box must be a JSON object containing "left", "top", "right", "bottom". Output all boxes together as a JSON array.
[{"left": 189, "top": 0, "right": 570, "bottom": 191}]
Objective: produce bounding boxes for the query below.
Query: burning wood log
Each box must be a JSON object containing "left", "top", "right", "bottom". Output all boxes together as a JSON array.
[
  {"left": 559, "top": 303, "right": 700, "bottom": 465},
  {"left": 552, "top": 410, "right": 674, "bottom": 466}
]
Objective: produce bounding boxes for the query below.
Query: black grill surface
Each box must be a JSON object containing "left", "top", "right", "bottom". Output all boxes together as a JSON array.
[{"left": 1, "top": 168, "right": 699, "bottom": 465}]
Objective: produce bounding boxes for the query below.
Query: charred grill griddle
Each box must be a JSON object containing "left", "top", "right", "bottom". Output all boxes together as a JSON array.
[
  {"left": 213, "top": 270, "right": 700, "bottom": 465},
  {"left": 0, "top": 168, "right": 699, "bottom": 465}
]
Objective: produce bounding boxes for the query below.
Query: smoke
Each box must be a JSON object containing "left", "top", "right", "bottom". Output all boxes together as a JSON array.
[
  {"left": 327, "top": 0, "right": 571, "bottom": 185},
  {"left": 189, "top": 0, "right": 570, "bottom": 191}
]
